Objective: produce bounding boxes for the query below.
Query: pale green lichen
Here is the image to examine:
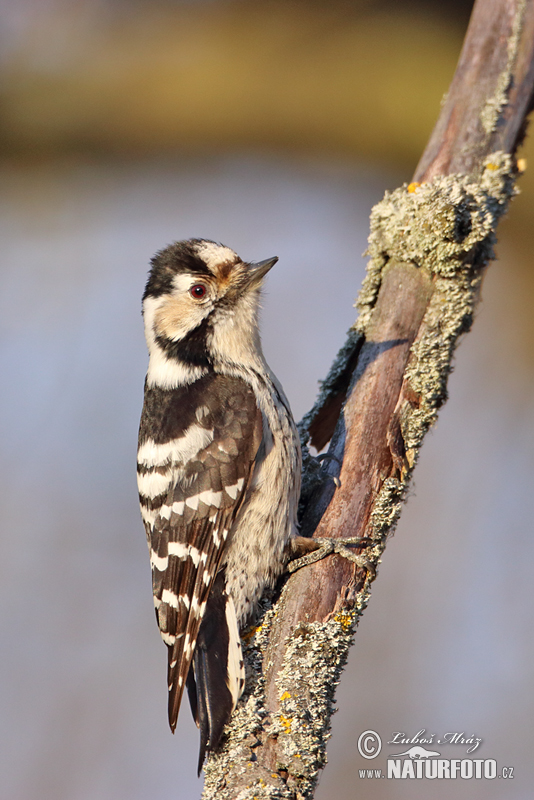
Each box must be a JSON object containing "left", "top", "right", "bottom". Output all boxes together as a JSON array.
[
  {"left": 266, "top": 586, "right": 372, "bottom": 799},
  {"left": 360, "top": 153, "right": 515, "bottom": 301},
  {"left": 361, "top": 153, "right": 516, "bottom": 455},
  {"left": 368, "top": 477, "right": 405, "bottom": 540},
  {"left": 480, "top": 0, "right": 526, "bottom": 134}
]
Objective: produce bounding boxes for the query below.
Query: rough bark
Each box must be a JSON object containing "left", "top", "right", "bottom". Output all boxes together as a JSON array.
[{"left": 202, "top": 1, "right": 534, "bottom": 798}]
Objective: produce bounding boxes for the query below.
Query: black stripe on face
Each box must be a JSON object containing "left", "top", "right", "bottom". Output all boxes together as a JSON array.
[
  {"left": 156, "top": 314, "right": 213, "bottom": 369},
  {"left": 143, "top": 240, "right": 214, "bottom": 300}
]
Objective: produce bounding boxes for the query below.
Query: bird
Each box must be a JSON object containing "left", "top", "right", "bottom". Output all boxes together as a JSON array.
[{"left": 137, "top": 238, "right": 302, "bottom": 772}]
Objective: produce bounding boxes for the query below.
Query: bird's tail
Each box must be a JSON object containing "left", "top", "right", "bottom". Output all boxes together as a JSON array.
[{"left": 186, "top": 570, "right": 245, "bottom": 775}]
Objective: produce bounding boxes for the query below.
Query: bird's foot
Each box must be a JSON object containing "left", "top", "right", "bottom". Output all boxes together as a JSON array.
[{"left": 287, "top": 535, "right": 376, "bottom": 578}]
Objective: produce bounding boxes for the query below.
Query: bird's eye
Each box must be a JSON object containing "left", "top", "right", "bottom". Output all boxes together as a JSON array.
[{"left": 190, "top": 284, "right": 207, "bottom": 299}]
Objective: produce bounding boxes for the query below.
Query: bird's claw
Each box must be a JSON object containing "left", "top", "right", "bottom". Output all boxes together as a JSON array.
[{"left": 287, "top": 536, "right": 376, "bottom": 578}]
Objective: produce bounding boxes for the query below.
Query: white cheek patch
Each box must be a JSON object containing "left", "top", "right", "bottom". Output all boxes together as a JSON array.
[
  {"left": 155, "top": 295, "right": 209, "bottom": 343},
  {"left": 142, "top": 294, "right": 211, "bottom": 389}
]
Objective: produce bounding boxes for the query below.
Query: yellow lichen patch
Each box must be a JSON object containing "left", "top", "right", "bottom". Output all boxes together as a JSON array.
[
  {"left": 334, "top": 612, "right": 353, "bottom": 632},
  {"left": 407, "top": 181, "right": 421, "bottom": 193},
  {"left": 279, "top": 714, "right": 292, "bottom": 733},
  {"left": 280, "top": 691, "right": 292, "bottom": 701},
  {"left": 486, "top": 162, "right": 499, "bottom": 170},
  {"left": 241, "top": 624, "right": 262, "bottom": 642}
]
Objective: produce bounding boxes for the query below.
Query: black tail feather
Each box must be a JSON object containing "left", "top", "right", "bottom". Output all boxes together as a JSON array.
[
  {"left": 186, "top": 668, "right": 198, "bottom": 727},
  {"left": 187, "top": 571, "right": 235, "bottom": 775}
]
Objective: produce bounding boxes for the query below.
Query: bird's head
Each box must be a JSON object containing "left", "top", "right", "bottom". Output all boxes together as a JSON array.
[{"left": 142, "top": 238, "right": 278, "bottom": 388}]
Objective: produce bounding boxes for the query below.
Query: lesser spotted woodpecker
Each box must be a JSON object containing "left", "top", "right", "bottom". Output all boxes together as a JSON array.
[{"left": 138, "top": 238, "right": 301, "bottom": 771}]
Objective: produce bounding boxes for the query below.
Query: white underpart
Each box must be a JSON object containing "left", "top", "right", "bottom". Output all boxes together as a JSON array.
[
  {"left": 137, "top": 424, "right": 214, "bottom": 468},
  {"left": 216, "top": 366, "right": 301, "bottom": 624},
  {"left": 194, "top": 241, "right": 238, "bottom": 270},
  {"left": 209, "top": 289, "right": 264, "bottom": 374},
  {"left": 225, "top": 594, "right": 245, "bottom": 707}
]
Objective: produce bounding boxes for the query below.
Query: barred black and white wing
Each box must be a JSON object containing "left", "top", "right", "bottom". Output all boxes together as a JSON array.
[{"left": 138, "top": 373, "right": 263, "bottom": 761}]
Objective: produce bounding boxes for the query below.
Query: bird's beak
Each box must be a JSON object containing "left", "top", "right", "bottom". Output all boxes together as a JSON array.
[{"left": 246, "top": 256, "right": 278, "bottom": 286}]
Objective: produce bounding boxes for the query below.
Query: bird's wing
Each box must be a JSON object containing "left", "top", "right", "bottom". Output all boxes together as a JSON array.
[{"left": 138, "top": 373, "right": 263, "bottom": 734}]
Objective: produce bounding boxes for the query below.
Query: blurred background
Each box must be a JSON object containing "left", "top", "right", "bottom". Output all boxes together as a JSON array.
[{"left": 1, "top": 1, "right": 533, "bottom": 798}]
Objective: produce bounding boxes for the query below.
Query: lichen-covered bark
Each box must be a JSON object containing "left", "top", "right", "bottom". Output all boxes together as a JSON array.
[{"left": 201, "top": 0, "right": 534, "bottom": 797}]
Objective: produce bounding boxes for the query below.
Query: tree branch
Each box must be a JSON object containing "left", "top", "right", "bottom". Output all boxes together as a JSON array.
[{"left": 202, "top": 1, "right": 534, "bottom": 798}]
